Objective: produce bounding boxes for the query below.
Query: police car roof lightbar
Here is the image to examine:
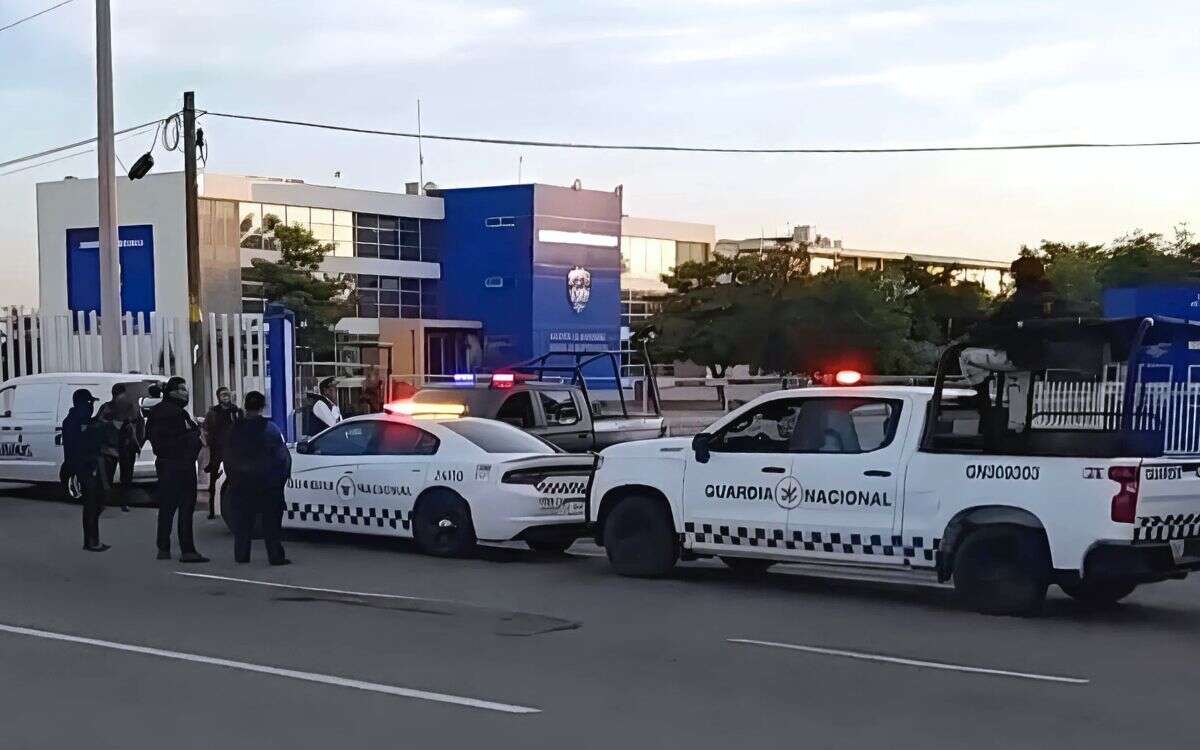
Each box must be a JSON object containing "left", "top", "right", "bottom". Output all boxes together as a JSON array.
[
  {"left": 491, "top": 373, "right": 516, "bottom": 389},
  {"left": 835, "top": 370, "right": 863, "bottom": 386},
  {"left": 383, "top": 401, "right": 466, "bottom": 419}
]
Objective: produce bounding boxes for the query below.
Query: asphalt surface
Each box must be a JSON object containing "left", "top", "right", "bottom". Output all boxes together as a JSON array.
[{"left": 1, "top": 483, "right": 1198, "bottom": 750}]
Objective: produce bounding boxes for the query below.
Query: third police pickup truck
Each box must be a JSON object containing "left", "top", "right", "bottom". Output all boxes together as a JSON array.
[{"left": 588, "top": 316, "right": 1200, "bottom": 615}]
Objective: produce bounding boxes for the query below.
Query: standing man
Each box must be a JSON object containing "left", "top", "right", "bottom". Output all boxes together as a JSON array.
[
  {"left": 203, "top": 386, "right": 243, "bottom": 519},
  {"left": 96, "top": 383, "right": 143, "bottom": 512},
  {"left": 62, "top": 389, "right": 108, "bottom": 552},
  {"left": 223, "top": 391, "right": 291, "bottom": 565},
  {"left": 146, "top": 376, "right": 208, "bottom": 562},
  {"left": 309, "top": 376, "right": 342, "bottom": 433}
]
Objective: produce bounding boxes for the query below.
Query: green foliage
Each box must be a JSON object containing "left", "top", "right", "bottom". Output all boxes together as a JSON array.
[
  {"left": 1020, "top": 226, "right": 1200, "bottom": 314},
  {"left": 241, "top": 214, "right": 354, "bottom": 357}
]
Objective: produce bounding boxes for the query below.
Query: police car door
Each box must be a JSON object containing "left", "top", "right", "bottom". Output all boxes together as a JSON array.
[
  {"left": 681, "top": 398, "right": 799, "bottom": 552},
  {"left": 785, "top": 397, "right": 907, "bottom": 565},
  {"left": 350, "top": 420, "right": 436, "bottom": 538},
  {"left": 287, "top": 421, "right": 380, "bottom": 532}
]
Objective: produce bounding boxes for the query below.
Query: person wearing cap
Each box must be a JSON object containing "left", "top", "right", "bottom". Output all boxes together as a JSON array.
[
  {"left": 62, "top": 389, "right": 108, "bottom": 551},
  {"left": 309, "top": 376, "right": 342, "bottom": 433},
  {"left": 223, "top": 391, "right": 291, "bottom": 565},
  {"left": 146, "top": 376, "right": 208, "bottom": 562},
  {"left": 202, "top": 386, "right": 243, "bottom": 519}
]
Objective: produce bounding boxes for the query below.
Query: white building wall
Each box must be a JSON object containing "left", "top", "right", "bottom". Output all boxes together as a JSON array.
[{"left": 36, "top": 172, "right": 189, "bottom": 321}]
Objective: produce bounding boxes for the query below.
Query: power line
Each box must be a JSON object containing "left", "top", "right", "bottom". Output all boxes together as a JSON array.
[
  {"left": 203, "top": 110, "right": 1200, "bottom": 155},
  {"left": 0, "top": 0, "right": 76, "bottom": 34},
  {"left": 0, "top": 123, "right": 159, "bottom": 177},
  {"left": 0, "top": 115, "right": 170, "bottom": 171}
]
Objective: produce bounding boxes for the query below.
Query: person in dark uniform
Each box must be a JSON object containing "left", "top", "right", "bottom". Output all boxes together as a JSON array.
[
  {"left": 203, "top": 387, "right": 243, "bottom": 519},
  {"left": 96, "top": 383, "right": 144, "bottom": 512},
  {"left": 223, "top": 391, "right": 291, "bottom": 565},
  {"left": 62, "top": 388, "right": 108, "bottom": 551},
  {"left": 146, "top": 376, "right": 208, "bottom": 562}
]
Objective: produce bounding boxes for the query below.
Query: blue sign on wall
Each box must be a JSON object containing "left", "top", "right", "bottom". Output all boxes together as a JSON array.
[
  {"left": 65, "top": 224, "right": 156, "bottom": 326},
  {"left": 1103, "top": 284, "right": 1200, "bottom": 383}
]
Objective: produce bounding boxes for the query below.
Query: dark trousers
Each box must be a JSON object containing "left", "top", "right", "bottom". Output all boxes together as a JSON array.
[
  {"left": 79, "top": 468, "right": 104, "bottom": 547},
  {"left": 103, "top": 448, "right": 136, "bottom": 504},
  {"left": 232, "top": 490, "right": 286, "bottom": 563},
  {"left": 156, "top": 462, "right": 198, "bottom": 554}
]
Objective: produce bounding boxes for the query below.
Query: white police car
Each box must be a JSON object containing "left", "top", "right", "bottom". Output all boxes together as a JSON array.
[{"left": 217, "top": 401, "right": 596, "bottom": 556}]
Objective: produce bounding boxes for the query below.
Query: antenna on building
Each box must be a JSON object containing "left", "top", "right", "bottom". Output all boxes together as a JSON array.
[
  {"left": 518, "top": 154, "right": 523, "bottom": 183},
  {"left": 416, "top": 98, "right": 425, "bottom": 194}
]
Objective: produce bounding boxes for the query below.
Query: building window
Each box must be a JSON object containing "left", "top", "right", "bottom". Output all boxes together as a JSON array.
[
  {"left": 485, "top": 216, "right": 515, "bottom": 228},
  {"left": 355, "top": 213, "right": 424, "bottom": 261},
  {"left": 238, "top": 201, "right": 352, "bottom": 257},
  {"left": 676, "top": 241, "right": 709, "bottom": 266},
  {"left": 620, "top": 236, "right": 679, "bottom": 279},
  {"left": 356, "top": 275, "right": 438, "bottom": 319}
]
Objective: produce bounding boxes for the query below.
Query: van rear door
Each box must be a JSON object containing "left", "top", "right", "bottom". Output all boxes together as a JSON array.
[{"left": 1134, "top": 459, "right": 1200, "bottom": 556}]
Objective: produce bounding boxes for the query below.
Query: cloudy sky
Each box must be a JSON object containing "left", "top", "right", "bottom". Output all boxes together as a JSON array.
[{"left": 1, "top": 0, "right": 1198, "bottom": 305}]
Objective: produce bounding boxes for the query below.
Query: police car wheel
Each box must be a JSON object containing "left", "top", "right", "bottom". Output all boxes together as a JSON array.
[
  {"left": 1060, "top": 579, "right": 1138, "bottom": 606},
  {"left": 720, "top": 556, "right": 775, "bottom": 575},
  {"left": 413, "top": 491, "right": 477, "bottom": 558},
  {"left": 603, "top": 495, "right": 678, "bottom": 578},
  {"left": 59, "top": 466, "right": 83, "bottom": 503},
  {"left": 953, "top": 526, "right": 1049, "bottom": 616}
]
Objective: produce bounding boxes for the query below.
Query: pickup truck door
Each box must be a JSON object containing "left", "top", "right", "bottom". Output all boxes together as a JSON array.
[
  {"left": 785, "top": 396, "right": 908, "bottom": 565},
  {"left": 682, "top": 398, "right": 800, "bottom": 552},
  {"left": 532, "top": 389, "right": 592, "bottom": 452}
]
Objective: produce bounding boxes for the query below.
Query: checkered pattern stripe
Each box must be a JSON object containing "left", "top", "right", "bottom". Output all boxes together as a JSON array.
[
  {"left": 287, "top": 502, "right": 411, "bottom": 531},
  {"left": 683, "top": 522, "right": 939, "bottom": 562},
  {"left": 1134, "top": 514, "right": 1200, "bottom": 542}
]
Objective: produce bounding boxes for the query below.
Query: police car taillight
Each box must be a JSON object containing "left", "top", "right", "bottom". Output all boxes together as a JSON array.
[
  {"left": 491, "top": 373, "right": 516, "bottom": 389},
  {"left": 1108, "top": 465, "right": 1140, "bottom": 523}
]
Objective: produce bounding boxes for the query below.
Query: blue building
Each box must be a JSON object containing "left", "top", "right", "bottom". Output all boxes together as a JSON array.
[
  {"left": 432, "top": 183, "right": 623, "bottom": 370},
  {"left": 1103, "top": 284, "right": 1200, "bottom": 383}
]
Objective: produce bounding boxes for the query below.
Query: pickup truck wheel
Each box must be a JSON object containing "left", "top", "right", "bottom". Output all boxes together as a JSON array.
[
  {"left": 59, "top": 465, "right": 83, "bottom": 503},
  {"left": 1061, "top": 579, "right": 1138, "bottom": 606},
  {"left": 720, "top": 557, "right": 775, "bottom": 575},
  {"left": 603, "top": 495, "right": 678, "bottom": 577},
  {"left": 953, "top": 527, "right": 1049, "bottom": 616},
  {"left": 413, "top": 491, "right": 477, "bottom": 558}
]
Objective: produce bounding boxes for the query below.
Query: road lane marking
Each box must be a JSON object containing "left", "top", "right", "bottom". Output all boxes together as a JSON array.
[
  {"left": 0, "top": 623, "right": 540, "bottom": 714},
  {"left": 175, "top": 572, "right": 467, "bottom": 605},
  {"left": 728, "top": 639, "right": 1089, "bottom": 685}
]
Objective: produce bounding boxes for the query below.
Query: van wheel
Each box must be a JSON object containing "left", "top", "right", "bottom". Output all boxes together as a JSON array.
[
  {"left": 1061, "top": 579, "right": 1138, "bottom": 607},
  {"left": 721, "top": 557, "right": 775, "bottom": 575},
  {"left": 953, "top": 526, "right": 1049, "bottom": 616},
  {"left": 603, "top": 495, "right": 678, "bottom": 577},
  {"left": 59, "top": 466, "right": 83, "bottom": 503},
  {"left": 413, "top": 491, "right": 477, "bottom": 558}
]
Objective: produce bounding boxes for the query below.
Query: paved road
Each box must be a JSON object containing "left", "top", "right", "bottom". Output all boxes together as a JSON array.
[{"left": 1, "top": 485, "right": 1197, "bottom": 749}]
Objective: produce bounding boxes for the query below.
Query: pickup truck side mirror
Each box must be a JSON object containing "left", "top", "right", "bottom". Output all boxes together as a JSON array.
[
  {"left": 692, "top": 432, "right": 711, "bottom": 464},
  {"left": 295, "top": 438, "right": 313, "bottom": 455}
]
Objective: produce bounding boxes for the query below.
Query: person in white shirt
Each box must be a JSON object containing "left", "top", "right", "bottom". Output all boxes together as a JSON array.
[{"left": 310, "top": 376, "right": 342, "bottom": 433}]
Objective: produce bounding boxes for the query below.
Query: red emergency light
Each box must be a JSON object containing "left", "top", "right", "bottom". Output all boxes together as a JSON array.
[
  {"left": 491, "top": 372, "right": 516, "bottom": 389},
  {"left": 834, "top": 369, "right": 863, "bottom": 386}
]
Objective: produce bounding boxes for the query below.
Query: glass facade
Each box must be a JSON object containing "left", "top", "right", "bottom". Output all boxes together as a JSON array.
[
  {"left": 356, "top": 274, "right": 438, "bottom": 319},
  {"left": 620, "top": 236, "right": 710, "bottom": 280},
  {"left": 237, "top": 203, "right": 435, "bottom": 262}
]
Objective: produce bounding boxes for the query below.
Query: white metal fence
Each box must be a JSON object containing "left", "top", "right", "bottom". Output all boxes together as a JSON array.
[
  {"left": 206, "top": 312, "right": 266, "bottom": 399},
  {"left": 1032, "top": 380, "right": 1200, "bottom": 455},
  {"left": 0, "top": 306, "right": 188, "bottom": 380}
]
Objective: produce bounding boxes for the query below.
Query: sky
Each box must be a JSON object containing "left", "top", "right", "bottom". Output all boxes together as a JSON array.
[{"left": 1, "top": 0, "right": 1198, "bottom": 306}]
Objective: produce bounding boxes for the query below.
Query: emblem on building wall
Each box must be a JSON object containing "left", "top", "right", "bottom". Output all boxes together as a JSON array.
[{"left": 567, "top": 266, "right": 592, "bottom": 314}]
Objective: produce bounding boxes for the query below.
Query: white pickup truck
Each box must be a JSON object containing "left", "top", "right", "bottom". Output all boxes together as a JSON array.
[{"left": 588, "top": 318, "right": 1200, "bottom": 615}]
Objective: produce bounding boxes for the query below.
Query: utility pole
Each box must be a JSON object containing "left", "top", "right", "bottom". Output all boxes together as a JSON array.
[
  {"left": 183, "top": 91, "right": 207, "bottom": 406},
  {"left": 95, "top": 0, "right": 122, "bottom": 372}
]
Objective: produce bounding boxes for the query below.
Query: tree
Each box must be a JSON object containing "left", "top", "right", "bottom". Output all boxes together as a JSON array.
[{"left": 241, "top": 214, "right": 354, "bottom": 358}]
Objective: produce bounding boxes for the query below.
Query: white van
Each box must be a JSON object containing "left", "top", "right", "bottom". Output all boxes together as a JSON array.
[{"left": 0, "top": 372, "right": 167, "bottom": 498}]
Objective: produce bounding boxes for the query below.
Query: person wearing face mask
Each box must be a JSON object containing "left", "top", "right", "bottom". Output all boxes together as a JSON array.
[
  {"left": 62, "top": 388, "right": 108, "bottom": 552},
  {"left": 146, "top": 376, "right": 208, "bottom": 562},
  {"left": 203, "top": 387, "right": 243, "bottom": 519}
]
